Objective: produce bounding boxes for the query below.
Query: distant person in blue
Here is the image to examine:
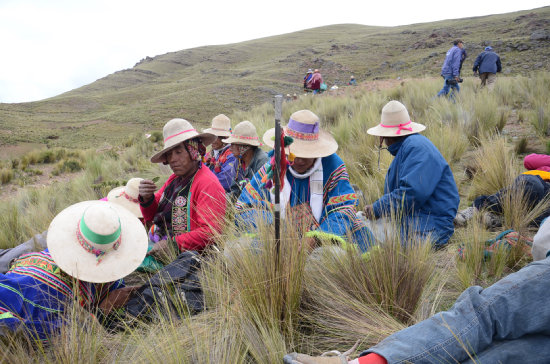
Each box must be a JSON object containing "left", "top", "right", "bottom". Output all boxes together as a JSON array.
[
  {"left": 348, "top": 75, "right": 357, "bottom": 86},
  {"left": 363, "top": 100, "right": 459, "bottom": 247},
  {"left": 0, "top": 201, "right": 148, "bottom": 340},
  {"left": 235, "top": 109, "right": 375, "bottom": 253},
  {"left": 473, "top": 46, "right": 502, "bottom": 91},
  {"left": 437, "top": 40, "right": 464, "bottom": 99},
  {"left": 303, "top": 69, "right": 313, "bottom": 90}
]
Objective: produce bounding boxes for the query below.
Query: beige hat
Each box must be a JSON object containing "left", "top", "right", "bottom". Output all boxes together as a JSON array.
[
  {"left": 222, "top": 120, "right": 261, "bottom": 147},
  {"left": 263, "top": 110, "right": 338, "bottom": 158},
  {"left": 107, "top": 178, "right": 143, "bottom": 218},
  {"left": 202, "top": 114, "right": 232, "bottom": 137},
  {"left": 367, "top": 100, "right": 426, "bottom": 137},
  {"left": 47, "top": 201, "right": 148, "bottom": 283},
  {"left": 151, "top": 118, "right": 216, "bottom": 163}
]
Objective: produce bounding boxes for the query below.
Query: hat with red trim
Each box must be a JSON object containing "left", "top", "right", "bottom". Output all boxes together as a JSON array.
[{"left": 151, "top": 118, "right": 216, "bottom": 163}]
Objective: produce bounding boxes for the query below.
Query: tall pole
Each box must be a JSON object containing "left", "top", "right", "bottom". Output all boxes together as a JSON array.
[{"left": 273, "top": 95, "right": 283, "bottom": 256}]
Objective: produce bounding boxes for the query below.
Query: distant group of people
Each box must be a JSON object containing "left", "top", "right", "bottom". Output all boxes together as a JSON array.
[
  {"left": 303, "top": 68, "right": 325, "bottom": 93},
  {"left": 437, "top": 39, "right": 502, "bottom": 98},
  {"left": 303, "top": 68, "right": 357, "bottom": 92}
]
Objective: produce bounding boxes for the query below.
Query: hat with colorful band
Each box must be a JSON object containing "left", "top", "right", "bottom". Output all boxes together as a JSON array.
[
  {"left": 367, "top": 100, "right": 426, "bottom": 137},
  {"left": 107, "top": 177, "right": 143, "bottom": 218},
  {"left": 151, "top": 118, "right": 216, "bottom": 163},
  {"left": 47, "top": 200, "right": 148, "bottom": 283},
  {"left": 263, "top": 109, "right": 338, "bottom": 158},
  {"left": 202, "top": 114, "right": 232, "bottom": 137},
  {"left": 222, "top": 120, "right": 261, "bottom": 147}
]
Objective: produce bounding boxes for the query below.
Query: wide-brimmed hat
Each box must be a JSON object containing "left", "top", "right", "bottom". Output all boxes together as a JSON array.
[
  {"left": 263, "top": 110, "right": 338, "bottom": 158},
  {"left": 485, "top": 46, "right": 493, "bottom": 51},
  {"left": 107, "top": 178, "right": 143, "bottom": 218},
  {"left": 47, "top": 201, "right": 148, "bottom": 283},
  {"left": 367, "top": 100, "right": 426, "bottom": 137},
  {"left": 222, "top": 121, "right": 261, "bottom": 147},
  {"left": 202, "top": 114, "right": 232, "bottom": 137},
  {"left": 151, "top": 118, "right": 216, "bottom": 163}
]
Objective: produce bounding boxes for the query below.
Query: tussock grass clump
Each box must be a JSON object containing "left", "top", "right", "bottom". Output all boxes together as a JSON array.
[
  {"left": 467, "top": 136, "right": 522, "bottom": 201},
  {"left": 0, "top": 168, "right": 14, "bottom": 184}
]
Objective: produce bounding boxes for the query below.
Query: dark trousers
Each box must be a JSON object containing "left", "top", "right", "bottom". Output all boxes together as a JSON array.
[{"left": 474, "top": 175, "right": 550, "bottom": 225}]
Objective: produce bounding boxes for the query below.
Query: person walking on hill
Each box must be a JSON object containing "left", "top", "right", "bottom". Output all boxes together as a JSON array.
[
  {"left": 473, "top": 46, "right": 502, "bottom": 91},
  {"left": 362, "top": 100, "right": 460, "bottom": 247},
  {"left": 436, "top": 40, "right": 464, "bottom": 99}
]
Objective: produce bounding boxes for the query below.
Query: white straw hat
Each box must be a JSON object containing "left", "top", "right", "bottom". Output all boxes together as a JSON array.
[
  {"left": 202, "top": 114, "right": 232, "bottom": 137},
  {"left": 367, "top": 100, "right": 426, "bottom": 137},
  {"left": 47, "top": 201, "right": 148, "bottom": 283},
  {"left": 151, "top": 118, "right": 216, "bottom": 163},
  {"left": 107, "top": 178, "right": 143, "bottom": 218},
  {"left": 263, "top": 110, "right": 338, "bottom": 158},
  {"left": 221, "top": 120, "right": 261, "bottom": 147}
]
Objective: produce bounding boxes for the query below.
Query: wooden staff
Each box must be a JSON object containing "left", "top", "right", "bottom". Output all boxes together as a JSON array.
[{"left": 273, "top": 95, "right": 283, "bottom": 255}]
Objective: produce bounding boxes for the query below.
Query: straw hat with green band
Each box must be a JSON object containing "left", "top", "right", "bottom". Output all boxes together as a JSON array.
[{"left": 47, "top": 200, "right": 148, "bottom": 283}]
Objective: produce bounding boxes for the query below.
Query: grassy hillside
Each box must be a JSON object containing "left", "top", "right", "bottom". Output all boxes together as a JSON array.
[{"left": 0, "top": 6, "right": 549, "bottom": 151}]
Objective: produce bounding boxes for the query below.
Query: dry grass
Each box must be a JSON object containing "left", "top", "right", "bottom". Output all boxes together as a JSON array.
[{"left": 0, "top": 74, "right": 548, "bottom": 362}]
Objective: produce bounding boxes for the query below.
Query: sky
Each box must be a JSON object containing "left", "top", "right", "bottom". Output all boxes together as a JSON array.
[{"left": 1, "top": 0, "right": 548, "bottom": 103}]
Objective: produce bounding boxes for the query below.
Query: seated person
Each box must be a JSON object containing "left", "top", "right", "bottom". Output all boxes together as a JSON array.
[
  {"left": 306, "top": 69, "right": 324, "bottom": 94},
  {"left": 0, "top": 201, "right": 147, "bottom": 340},
  {"left": 285, "top": 218, "right": 550, "bottom": 364},
  {"left": 222, "top": 120, "right": 269, "bottom": 199},
  {"left": 236, "top": 109, "right": 375, "bottom": 252},
  {"left": 203, "top": 114, "right": 236, "bottom": 192},
  {"left": 363, "top": 100, "right": 460, "bottom": 247},
  {"left": 139, "top": 118, "right": 226, "bottom": 257},
  {"left": 455, "top": 153, "right": 550, "bottom": 228},
  {"left": 348, "top": 76, "right": 357, "bottom": 86},
  {"left": 0, "top": 177, "right": 144, "bottom": 274}
]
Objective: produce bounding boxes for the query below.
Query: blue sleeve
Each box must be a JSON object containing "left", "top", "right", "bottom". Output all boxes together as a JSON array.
[
  {"left": 372, "top": 143, "right": 442, "bottom": 218},
  {"left": 318, "top": 175, "right": 358, "bottom": 236},
  {"left": 235, "top": 165, "right": 273, "bottom": 230},
  {"left": 215, "top": 153, "right": 236, "bottom": 191},
  {"left": 473, "top": 53, "right": 482, "bottom": 72},
  {"left": 451, "top": 49, "right": 461, "bottom": 76},
  {"left": 362, "top": 258, "right": 550, "bottom": 363}
]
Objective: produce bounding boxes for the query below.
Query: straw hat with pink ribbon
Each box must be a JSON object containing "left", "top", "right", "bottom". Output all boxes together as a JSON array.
[
  {"left": 222, "top": 120, "right": 261, "bottom": 147},
  {"left": 150, "top": 118, "right": 216, "bottom": 163},
  {"left": 367, "top": 100, "right": 426, "bottom": 137},
  {"left": 202, "top": 114, "right": 232, "bottom": 138}
]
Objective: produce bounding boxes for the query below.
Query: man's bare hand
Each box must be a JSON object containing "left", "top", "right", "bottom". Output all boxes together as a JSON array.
[
  {"left": 139, "top": 179, "right": 157, "bottom": 201},
  {"left": 364, "top": 204, "right": 376, "bottom": 220}
]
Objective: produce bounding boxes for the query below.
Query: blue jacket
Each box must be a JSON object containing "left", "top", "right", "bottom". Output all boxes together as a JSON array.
[
  {"left": 473, "top": 51, "right": 502, "bottom": 74},
  {"left": 441, "top": 45, "right": 463, "bottom": 77},
  {"left": 372, "top": 134, "right": 459, "bottom": 246}
]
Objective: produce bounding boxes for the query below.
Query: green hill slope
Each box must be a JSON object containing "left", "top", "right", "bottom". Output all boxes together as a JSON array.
[{"left": 0, "top": 6, "right": 549, "bottom": 149}]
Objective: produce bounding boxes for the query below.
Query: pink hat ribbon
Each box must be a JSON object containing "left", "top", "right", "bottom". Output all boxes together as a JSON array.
[
  {"left": 164, "top": 128, "right": 196, "bottom": 143},
  {"left": 380, "top": 120, "right": 413, "bottom": 135}
]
